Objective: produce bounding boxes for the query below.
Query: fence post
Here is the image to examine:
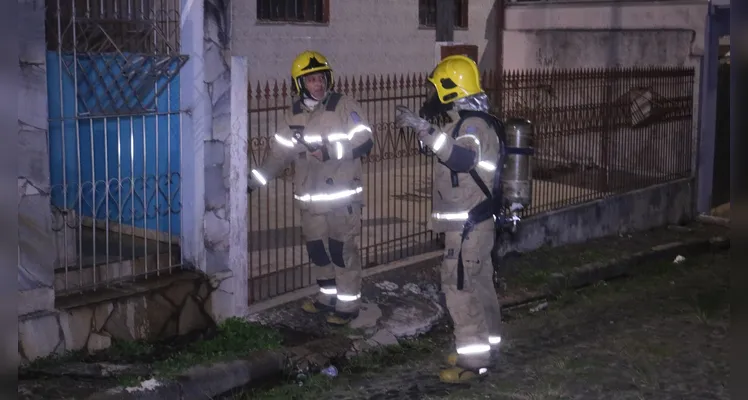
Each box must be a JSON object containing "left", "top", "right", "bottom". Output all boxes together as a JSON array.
[{"left": 179, "top": 0, "right": 207, "bottom": 279}]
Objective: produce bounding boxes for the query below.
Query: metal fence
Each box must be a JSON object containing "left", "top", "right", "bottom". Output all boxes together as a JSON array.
[
  {"left": 47, "top": 0, "right": 186, "bottom": 296},
  {"left": 247, "top": 66, "right": 695, "bottom": 302}
]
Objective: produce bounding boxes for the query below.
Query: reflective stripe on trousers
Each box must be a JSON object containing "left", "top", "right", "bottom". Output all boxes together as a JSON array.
[
  {"left": 304, "top": 206, "right": 363, "bottom": 315},
  {"left": 317, "top": 285, "right": 361, "bottom": 302},
  {"left": 456, "top": 336, "right": 500, "bottom": 355}
]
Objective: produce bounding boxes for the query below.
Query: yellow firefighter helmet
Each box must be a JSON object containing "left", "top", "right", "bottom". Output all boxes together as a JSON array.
[
  {"left": 290, "top": 50, "right": 334, "bottom": 94},
  {"left": 427, "top": 55, "right": 483, "bottom": 104}
]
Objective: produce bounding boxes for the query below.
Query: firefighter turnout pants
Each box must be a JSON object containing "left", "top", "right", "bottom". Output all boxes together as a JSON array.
[
  {"left": 441, "top": 221, "right": 503, "bottom": 369},
  {"left": 302, "top": 205, "right": 363, "bottom": 317}
]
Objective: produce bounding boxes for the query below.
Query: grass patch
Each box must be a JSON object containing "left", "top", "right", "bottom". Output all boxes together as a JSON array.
[
  {"left": 134, "top": 317, "right": 282, "bottom": 382},
  {"left": 514, "top": 269, "right": 554, "bottom": 288},
  {"left": 692, "top": 287, "right": 729, "bottom": 322},
  {"left": 150, "top": 317, "right": 283, "bottom": 378},
  {"left": 26, "top": 318, "right": 283, "bottom": 385},
  {"left": 507, "top": 246, "right": 620, "bottom": 291},
  {"left": 24, "top": 349, "right": 89, "bottom": 372}
]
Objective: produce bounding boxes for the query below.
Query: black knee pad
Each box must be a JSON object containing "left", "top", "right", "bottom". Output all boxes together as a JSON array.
[
  {"left": 328, "top": 238, "right": 345, "bottom": 267},
  {"left": 306, "top": 240, "right": 331, "bottom": 266}
]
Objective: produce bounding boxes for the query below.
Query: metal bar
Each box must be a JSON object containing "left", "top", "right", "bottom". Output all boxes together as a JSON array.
[
  {"left": 72, "top": 0, "right": 85, "bottom": 291},
  {"left": 55, "top": 0, "right": 70, "bottom": 291},
  {"left": 117, "top": 117, "right": 124, "bottom": 281},
  {"left": 50, "top": 110, "right": 181, "bottom": 121},
  {"left": 154, "top": 14, "right": 161, "bottom": 277}
]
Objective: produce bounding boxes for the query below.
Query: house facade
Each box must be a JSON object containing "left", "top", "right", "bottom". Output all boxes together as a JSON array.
[{"left": 232, "top": 0, "right": 709, "bottom": 83}]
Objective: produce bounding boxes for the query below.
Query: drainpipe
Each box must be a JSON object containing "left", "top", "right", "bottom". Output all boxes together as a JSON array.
[{"left": 494, "top": 0, "right": 505, "bottom": 115}]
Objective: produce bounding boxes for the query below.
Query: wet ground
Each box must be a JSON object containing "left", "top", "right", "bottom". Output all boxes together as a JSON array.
[
  {"left": 243, "top": 249, "right": 729, "bottom": 400},
  {"left": 18, "top": 222, "right": 729, "bottom": 400},
  {"left": 251, "top": 222, "right": 728, "bottom": 342}
]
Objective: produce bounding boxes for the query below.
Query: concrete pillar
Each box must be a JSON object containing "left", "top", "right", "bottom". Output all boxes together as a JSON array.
[
  {"left": 180, "top": 0, "right": 249, "bottom": 320},
  {"left": 17, "top": 0, "right": 65, "bottom": 362},
  {"left": 696, "top": 7, "right": 718, "bottom": 214},
  {"left": 18, "top": 0, "right": 55, "bottom": 315},
  {"left": 696, "top": 6, "right": 730, "bottom": 214}
]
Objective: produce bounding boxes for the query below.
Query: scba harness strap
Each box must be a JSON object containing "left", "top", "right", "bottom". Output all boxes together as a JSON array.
[
  {"left": 450, "top": 112, "right": 536, "bottom": 290},
  {"left": 450, "top": 110, "right": 503, "bottom": 290},
  {"left": 450, "top": 110, "right": 531, "bottom": 290}
]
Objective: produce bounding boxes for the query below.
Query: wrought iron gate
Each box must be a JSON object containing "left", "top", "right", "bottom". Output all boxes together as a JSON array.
[{"left": 46, "top": 0, "right": 187, "bottom": 294}]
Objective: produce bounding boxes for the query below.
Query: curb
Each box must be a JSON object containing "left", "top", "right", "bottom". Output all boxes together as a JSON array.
[
  {"left": 87, "top": 235, "right": 730, "bottom": 400},
  {"left": 696, "top": 213, "right": 730, "bottom": 227},
  {"left": 501, "top": 235, "right": 731, "bottom": 310}
]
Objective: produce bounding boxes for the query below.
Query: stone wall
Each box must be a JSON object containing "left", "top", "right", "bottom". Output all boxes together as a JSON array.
[
  {"left": 18, "top": 0, "right": 57, "bottom": 320},
  {"left": 499, "top": 178, "right": 694, "bottom": 255},
  {"left": 19, "top": 273, "right": 217, "bottom": 363},
  {"left": 17, "top": 0, "right": 250, "bottom": 363},
  {"left": 182, "top": 0, "right": 249, "bottom": 320}
]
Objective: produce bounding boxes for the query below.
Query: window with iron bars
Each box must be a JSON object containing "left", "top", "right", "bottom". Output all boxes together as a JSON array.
[
  {"left": 257, "top": 0, "right": 329, "bottom": 24},
  {"left": 419, "top": 0, "right": 469, "bottom": 29}
]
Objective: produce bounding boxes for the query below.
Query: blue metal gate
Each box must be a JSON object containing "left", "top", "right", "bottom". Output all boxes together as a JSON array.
[{"left": 46, "top": 0, "right": 187, "bottom": 293}]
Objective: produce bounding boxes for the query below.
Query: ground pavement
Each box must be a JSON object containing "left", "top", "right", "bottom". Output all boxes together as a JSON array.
[
  {"left": 239, "top": 223, "right": 729, "bottom": 400},
  {"left": 17, "top": 221, "right": 728, "bottom": 400}
]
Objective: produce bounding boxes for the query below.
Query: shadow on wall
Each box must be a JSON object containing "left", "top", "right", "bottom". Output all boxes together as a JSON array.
[{"left": 478, "top": 0, "right": 499, "bottom": 72}]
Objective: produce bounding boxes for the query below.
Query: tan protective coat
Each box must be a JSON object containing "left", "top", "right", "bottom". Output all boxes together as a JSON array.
[
  {"left": 423, "top": 110, "right": 503, "bottom": 368},
  {"left": 250, "top": 93, "right": 373, "bottom": 315}
]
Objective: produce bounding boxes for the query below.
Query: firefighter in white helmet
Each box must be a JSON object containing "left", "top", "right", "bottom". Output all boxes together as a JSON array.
[
  {"left": 248, "top": 51, "right": 374, "bottom": 326},
  {"left": 395, "top": 55, "right": 504, "bottom": 383}
]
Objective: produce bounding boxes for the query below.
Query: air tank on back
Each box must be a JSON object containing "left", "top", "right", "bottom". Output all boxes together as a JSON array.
[{"left": 501, "top": 118, "right": 535, "bottom": 214}]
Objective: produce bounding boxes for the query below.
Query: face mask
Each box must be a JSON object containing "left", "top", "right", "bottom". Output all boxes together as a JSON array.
[{"left": 419, "top": 88, "right": 452, "bottom": 120}]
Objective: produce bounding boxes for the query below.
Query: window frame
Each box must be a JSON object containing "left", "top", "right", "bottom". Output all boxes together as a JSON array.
[
  {"left": 256, "top": 0, "right": 330, "bottom": 25},
  {"left": 418, "top": 0, "right": 469, "bottom": 30}
]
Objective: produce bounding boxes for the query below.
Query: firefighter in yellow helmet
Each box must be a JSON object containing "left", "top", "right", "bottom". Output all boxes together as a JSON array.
[
  {"left": 395, "top": 55, "right": 504, "bottom": 383},
  {"left": 248, "top": 51, "right": 375, "bottom": 326}
]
